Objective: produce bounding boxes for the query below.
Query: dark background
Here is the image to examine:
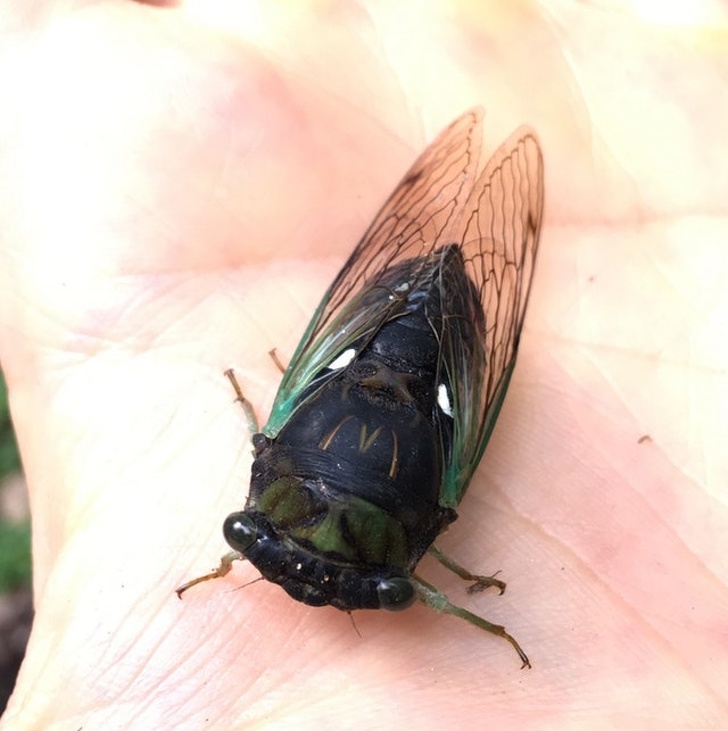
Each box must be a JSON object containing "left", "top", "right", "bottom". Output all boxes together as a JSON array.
[{"left": 0, "top": 372, "right": 31, "bottom": 716}]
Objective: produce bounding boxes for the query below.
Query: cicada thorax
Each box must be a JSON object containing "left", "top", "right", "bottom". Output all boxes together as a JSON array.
[{"left": 225, "top": 245, "right": 485, "bottom": 612}]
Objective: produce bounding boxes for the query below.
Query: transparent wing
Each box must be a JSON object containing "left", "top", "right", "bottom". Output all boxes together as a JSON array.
[
  {"left": 263, "top": 110, "right": 544, "bottom": 511},
  {"left": 440, "top": 128, "right": 543, "bottom": 506},
  {"left": 264, "top": 109, "right": 484, "bottom": 436}
]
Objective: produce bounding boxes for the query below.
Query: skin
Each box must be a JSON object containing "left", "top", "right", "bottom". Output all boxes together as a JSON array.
[{"left": 1, "top": 1, "right": 727, "bottom": 728}]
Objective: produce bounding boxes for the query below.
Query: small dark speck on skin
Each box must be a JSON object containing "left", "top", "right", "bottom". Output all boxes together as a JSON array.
[
  {"left": 130, "top": 0, "right": 181, "bottom": 8},
  {"left": 638, "top": 434, "right": 652, "bottom": 444}
]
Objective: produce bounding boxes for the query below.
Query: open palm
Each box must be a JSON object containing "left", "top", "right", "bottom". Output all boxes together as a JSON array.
[{"left": 1, "top": 3, "right": 726, "bottom": 729}]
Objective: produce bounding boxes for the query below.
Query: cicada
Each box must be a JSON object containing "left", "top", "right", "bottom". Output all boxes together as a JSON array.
[{"left": 177, "top": 109, "right": 544, "bottom": 668}]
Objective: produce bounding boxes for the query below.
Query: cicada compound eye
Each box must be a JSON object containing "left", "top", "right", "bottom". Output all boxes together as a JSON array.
[
  {"left": 223, "top": 512, "right": 258, "bottom": 553},
  {"left": 377, "top": 577, "right": 416, "bottom": 611}
]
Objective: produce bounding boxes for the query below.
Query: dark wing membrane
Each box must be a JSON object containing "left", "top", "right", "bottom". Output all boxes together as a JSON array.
[
  {"left": 440, "top": 128, "right": 543, "bottom": 507},
  {"left": 264, "top": 110, "right": 484, "bottom": 436}
]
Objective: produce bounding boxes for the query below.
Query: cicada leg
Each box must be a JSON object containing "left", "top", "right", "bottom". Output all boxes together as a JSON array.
[
  {"left": 175, "top": 370, "right": 258, "bottom": 598},
  {"left": 268, "top": 348, "right": 286, "bottom": 374},
  {"left": 428, "top": 544, "right": 506, "bottom": 595},
  {"left": 175, "top": 550, "right": 243, "bottom": 598},
  {"left": 412, "top": 574, "right": 530, "bottom": 669},
  {"left": 224, "top": 369, "right": 259, "bottom": 434}
]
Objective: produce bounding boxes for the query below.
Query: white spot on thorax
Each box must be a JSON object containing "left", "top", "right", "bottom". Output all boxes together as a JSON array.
[
  {"left": 327, "top": 348, "right": 356, "bottom": 370},
  {"left": 437, "top": 383, "right": 453, "bottom": 417}
]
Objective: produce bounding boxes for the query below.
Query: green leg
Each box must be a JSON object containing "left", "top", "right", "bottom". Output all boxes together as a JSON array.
[
  {"left": 224, "top": 369, "right": 259, "bottom": 434},
  {"left": 413, "top": 574, "right": 530, "bottom": 669},
  {"left": 428, "top": 544, "right": 506, "bottom": 595}
]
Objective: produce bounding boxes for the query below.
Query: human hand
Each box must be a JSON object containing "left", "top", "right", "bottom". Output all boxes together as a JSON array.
[{"left": 1, "top": 3, "right": 726, "bottom": 729}]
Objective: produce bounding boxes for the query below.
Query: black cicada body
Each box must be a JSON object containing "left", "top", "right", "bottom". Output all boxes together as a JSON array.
[{"left": 178, "top": 110, "right": 544, "bottom": 668}]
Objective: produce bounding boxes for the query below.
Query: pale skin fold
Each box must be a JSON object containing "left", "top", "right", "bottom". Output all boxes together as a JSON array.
[{"left": 1, "top": 2, "right": 727, "bottom": 730}]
